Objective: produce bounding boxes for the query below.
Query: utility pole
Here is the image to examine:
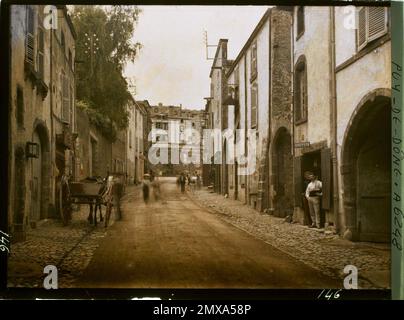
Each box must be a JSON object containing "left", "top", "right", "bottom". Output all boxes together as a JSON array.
[
  {"left": 84, "top": 32, "right": 99, "bottom": 77},
  {"left": 203, "top": 31, "right": 217, "bottom": 61}
]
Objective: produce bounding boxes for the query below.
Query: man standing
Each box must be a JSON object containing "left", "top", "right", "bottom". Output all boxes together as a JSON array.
[
  {"left": 302, "top": 171, "right": 313, "bottom": 226},
  {"left": 305, "top": 173, "right": 322, "bottom": 228}
]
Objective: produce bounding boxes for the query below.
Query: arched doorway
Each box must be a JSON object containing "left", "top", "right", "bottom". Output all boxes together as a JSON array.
[
  {"left": 341, "top": 89, "right": 391, "bottom": 242},
  {"left": 271, "top": 127, "right": 293, "bottom": 217},
  {"left": 30, "top": 121, "right": 51, "bottom": 227}
]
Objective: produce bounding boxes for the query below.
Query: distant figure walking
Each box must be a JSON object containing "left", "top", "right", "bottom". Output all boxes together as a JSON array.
[
  {"left": 179, "top": 173, "right": 186, "bottom": 193},
  {"left": 142, "top": 174, "right": 151, "bottom": 204},
  {"left": 196, "top": 174, "right": 201, "bottom": 190},
  {"left": 152, "top": 176, "right": 161, "bottom": 201}
]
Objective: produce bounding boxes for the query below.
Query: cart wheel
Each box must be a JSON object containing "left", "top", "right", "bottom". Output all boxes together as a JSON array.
[{"left": 59, "top": 176, "right": 72, "bottom": 226}]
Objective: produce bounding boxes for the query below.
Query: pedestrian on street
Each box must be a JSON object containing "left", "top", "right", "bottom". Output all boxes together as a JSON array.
[
  {"left": 196, "top": 174, "right": 201, "bottom": 190},
  {"left": 152, "top": 175, "right": 161, "bottom": 201},
  {"left": 179, "top": 173, "right": 186, "bottom": 193},
  {"left": 305, "top": 172, "right": 322, "bottom": 228},
  {"left": 142, "top": 174, "right": 151, "bottom": 204}
]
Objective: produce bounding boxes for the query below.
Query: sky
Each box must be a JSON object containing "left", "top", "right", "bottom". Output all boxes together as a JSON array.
[{"left": 124, "top": 6, "right": 269, "bottom": 110}]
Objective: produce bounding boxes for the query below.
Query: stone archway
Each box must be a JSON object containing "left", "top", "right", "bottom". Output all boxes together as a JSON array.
[
  {"left": 31, "top": 120, "right": 51, "bottom": 224},
  {"left": 341, "top": 89, "right": 391, "bottom": 242},
  {"left": 271, "top": 127, "right": 294, "bottom": 218}
]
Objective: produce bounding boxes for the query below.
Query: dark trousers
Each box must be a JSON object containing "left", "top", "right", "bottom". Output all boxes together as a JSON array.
[{"left": 302, "top": 194, "right": 312, "bottom": 226}]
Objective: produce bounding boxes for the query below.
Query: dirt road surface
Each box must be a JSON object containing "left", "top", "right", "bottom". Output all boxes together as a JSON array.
[{"left": 76, "top": 177, "right": 340, "bottom": 288}]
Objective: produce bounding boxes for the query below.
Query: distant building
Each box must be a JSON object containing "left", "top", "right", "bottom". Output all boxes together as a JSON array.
[
  {"left": 125, "top": 99, "right": 148, "bottom": 184},
  {"left": 208, "top": 39, "right": 233, "bottom": 193},
  {"left": 148, "top": 103, "right": 206, "bottom": 176},
  {"left": 135, "top": 100, "right": 151, "bottom": 180},
  {"left": 209, "top": 8, "right": 293, "bottom": 209}
]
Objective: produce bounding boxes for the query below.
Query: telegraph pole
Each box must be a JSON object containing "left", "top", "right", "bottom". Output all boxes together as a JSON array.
[{"left": 84, "top": 32, "right": 99, "bottom": 77}]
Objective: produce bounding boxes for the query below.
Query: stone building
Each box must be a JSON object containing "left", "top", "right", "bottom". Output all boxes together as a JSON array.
[
  {"left": 126, "top": 98, "right": 148, "bottom": 184},
  {"left": 148, "top": 103, "right": 206, "bottom": 176},
  {"left": 205, "top": 5, "right": 390, "bottom": 243},
  {"left": 75, "top": 107, "right": 112, "bottom": 180},
  {"left": 134, "top": 101, "right": 147, "bottom": 183},
  {"left": 207, "top": 8, "right": 293, "bottom": 208},
  {"left": 221, "top": 8, "right": 293, "bottom": 210},
  {"left": 291, "top": 5, "right": 391, "bottom": 242},
  {"left": 9, "top": 5, "right": 76, "bottom": 241},
  {"left": 75, "top": 106, "right": 128, "bottom": 184},
  {"left": 126, "top": 98, "right": 137, "bottom": 184},
  {"left": 135, "top": 100, "right": 151, "bottom": 180},
  {"left": 334, "top": 6, "right": 390, "bottom": 242},
  {"left": 208, "top": 39, "right": 233, "bottom": 193}
]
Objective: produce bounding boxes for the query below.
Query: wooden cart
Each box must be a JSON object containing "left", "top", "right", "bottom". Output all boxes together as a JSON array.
[{"left": 59, "top": 175, "right": 115, "bottom": 227}]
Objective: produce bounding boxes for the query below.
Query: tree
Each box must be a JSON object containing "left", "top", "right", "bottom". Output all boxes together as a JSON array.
[{"left": 71, "top": 5, "right": 142, "bottom": 140}]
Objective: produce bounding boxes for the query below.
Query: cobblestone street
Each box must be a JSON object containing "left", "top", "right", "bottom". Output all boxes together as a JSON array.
[
  {"left": 7, "top": 207, "right": 111, "bottom": 288},
  {"left": 6, "top": 181, "right": 390, "bottom": 289},
  {"left": 188, "top": 187, "right": 391, "bottom": 289}
]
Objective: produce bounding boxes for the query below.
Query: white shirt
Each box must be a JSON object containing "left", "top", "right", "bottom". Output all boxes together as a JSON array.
[{"left": 305, "top": 180, "right": 322, "bottom": 199}]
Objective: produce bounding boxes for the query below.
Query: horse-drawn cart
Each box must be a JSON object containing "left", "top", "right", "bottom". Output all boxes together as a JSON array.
[{"left": 59, "top": 175, "right": 116, "bottom": 227}]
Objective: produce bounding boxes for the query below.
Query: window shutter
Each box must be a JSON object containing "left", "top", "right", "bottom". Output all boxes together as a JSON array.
[
  {"left": 62, "top": 76, "right": 70, "bottom": 123},
  {"left": 251, "top": 85, "right": 257, "bottom": 128},
  {"left": 357, "top": 7, "right": 367, "bottom": 51},
  {"left": 321, "top": 148, "right": 332, "bottom": 210},
  {"left": 37, "top": 28, "right": 44, "bottom": 78},
  {"left": 250, "top": 48, "right": 253, "bottom": 78},
  {"left": 25, "top": 7, "right": 35, "bottom": 66},
  {"left": 294, "top": 156, "right": 302, "bottom": 207},
  {"left": 367, "top": 7, "right": 387, "bottom": 42}
]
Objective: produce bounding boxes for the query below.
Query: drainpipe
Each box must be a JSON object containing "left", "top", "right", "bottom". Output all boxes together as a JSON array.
[
  {"left": 265, "top": 11, "right": 272, "bottom": 212},
  {"left": 291, "top": 9, "right": 295, "bottom": 216},
  {"left": 50, "top": 28, "right": 55, "bottom": 208},
  {"left": 329, "top": 7, "right": 339, "bottom": 233},
  {"left": 244, "top": 55, "right": 248, "bottom": 204}
]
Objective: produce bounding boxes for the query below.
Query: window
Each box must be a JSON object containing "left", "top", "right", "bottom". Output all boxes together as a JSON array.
[
  {"left": 234, "top": 66, "right": 240, "bottom": 86},
  {"left": 129, "top": 130, "right": 132, "bottom": 148},
  {"left": 16, "top": 86, "right": 24, "bottom": 128},
  {"left": 357, "top": 7, "right": 388, "bottom": 51},
  {"left": 251, "top": 83, "right": 258, "bottom": 129},
  {"left": 61, "top": 73, "right": 70, "bottom": 123},
  {"left": 250, "top": 41, "right": 257, "bottom": 81},
  {"left": 294, "top": 58, "right": 307, "bottom": 124},
  {"left": 61, "top": 31, "right": 65, "bottom": 53},
  {"left": 25, "top": 6, "right": 35, "bottom": 66},
  {"left": 69, "top": 49, "right": 73, "bottom": 70},
  {"left": 296, "top": 6, "right": 305, "bottom": 38},
  {"left": 37, "top": 28, "right": 44, "bottom": 78}
]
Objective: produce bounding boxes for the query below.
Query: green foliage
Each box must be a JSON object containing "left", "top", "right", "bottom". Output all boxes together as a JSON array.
[
  {"left": 77, "top": 100, "right": 118, "bottom": 141},
  {"left": 71, "top": 5, "right": 141, "bottom": 139}
]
